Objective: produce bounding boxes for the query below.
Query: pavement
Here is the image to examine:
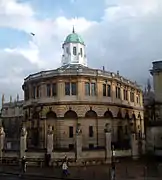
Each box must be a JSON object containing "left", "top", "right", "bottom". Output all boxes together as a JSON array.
[{"left": 0, "top": 159, "right": 162, "bottom": 180}]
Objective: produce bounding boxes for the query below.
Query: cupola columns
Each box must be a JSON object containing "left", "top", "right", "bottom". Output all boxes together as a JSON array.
[{"left": 61, "top": 28, "right": 87, "bottom": 67}]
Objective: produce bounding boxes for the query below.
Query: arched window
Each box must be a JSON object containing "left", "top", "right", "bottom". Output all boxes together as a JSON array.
[
  {"left": 125, "top": 111, "right": 130, "bottom": 120},
  {"left": 104, "top": 110, "right": 113, "bottom": 119},
  {"left": 85, "top": 110, "right": 97, "bottom": 118},
  {"left": 64, "top": 110, "right": 78, "bottom": 119},
  {"left": 117, "top": 110, "right": 123, "bottom": 119},
  {"left": 46, "top": 111, "right": 57, "bottom": 119},
  {"left": 80, "top": 48, "right": 83, "bottom": 57},
  {"left": 73, "top": 47, "right": 77, "bottom": 55}
]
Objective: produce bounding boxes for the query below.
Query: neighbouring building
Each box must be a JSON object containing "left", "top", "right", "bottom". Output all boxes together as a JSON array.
[
  {"left": 22, "top": 28, "right": 144, "bottom": 157},
  {"left": 1, "top": 95, "right": 23, "bottom": 150},
  {"left": 143, "top": 79, "right": 155, "bottom": 135},
  {"left": 145, "top": 60, "right": 162, "bottom": 156}
]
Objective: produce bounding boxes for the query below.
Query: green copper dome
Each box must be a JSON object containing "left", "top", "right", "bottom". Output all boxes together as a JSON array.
[{"left": 63, "top": 28, "right": 84, "bottom": 45}]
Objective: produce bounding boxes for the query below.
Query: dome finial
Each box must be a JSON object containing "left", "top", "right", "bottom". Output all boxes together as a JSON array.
[{"left": 72, "top": 26, "right": 75, "bottom": 33}]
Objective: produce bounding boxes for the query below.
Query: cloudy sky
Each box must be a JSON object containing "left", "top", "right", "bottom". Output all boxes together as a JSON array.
[{"left": 0, "top": 0, "right": 161, "bottom": 101}]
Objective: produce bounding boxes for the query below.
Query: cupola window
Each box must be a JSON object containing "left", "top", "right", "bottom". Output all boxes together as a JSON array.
[
  {"left": 80, "top": 48, "right": 83, "bottom": 57},
  {"left": 73, "top": 47, "right": 77, "bottom": 55}
]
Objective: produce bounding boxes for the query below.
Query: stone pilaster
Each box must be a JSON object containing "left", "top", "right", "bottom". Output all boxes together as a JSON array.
[
  {"left": 0, "top": 126, "right": 5, "bottom": 162},
  {"left": 111, "top": 82, "right": 116, "bottom": 102},
  {"left": 75, "top": 123, "right": 82, "bottom": 160},
  {"left": 57, "top": 80, "right": 64, "bottom": 101},
  {"left": 104, "top": 123, "right": 111, "bottom": 163},
  {"left": 77, "top": 79, "right": 83, "bottom": 101},
  {"left": 47, "top": 125, "right": 54, "bottom": 155},
  {"left": 131, "top": 133, "right": 139, "bottom": 159},
  {"left": 20, "top": 126, "right": 27, "bottom": 158}
]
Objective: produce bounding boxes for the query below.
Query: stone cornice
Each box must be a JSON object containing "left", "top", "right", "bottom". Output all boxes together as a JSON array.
[{"left": 23, "top": 100, "right": 143, "bottom": 111}]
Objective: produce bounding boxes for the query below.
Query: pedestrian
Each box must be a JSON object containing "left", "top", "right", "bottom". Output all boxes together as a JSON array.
[
  {"left": 62, "top": 160, "right": 69, "bottom": 176},
  {"left": 21, "top": 156, "right": 27, "bottom": 173},
  {"left": 111, "top": 162, "right": 115, "bottom": 180}
]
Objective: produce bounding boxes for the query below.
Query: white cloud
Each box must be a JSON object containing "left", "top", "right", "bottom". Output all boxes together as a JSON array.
[
  {"left": 0, "top": 0, "right": 34, "bottom": 17},
  {"left": 0, "top": 0, "right": 162, "bottom": 99}
]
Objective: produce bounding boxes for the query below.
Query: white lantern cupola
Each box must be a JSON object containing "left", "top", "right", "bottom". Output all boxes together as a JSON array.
[{"left": 61, "top": 27, "right": 87, "bottom": 66}]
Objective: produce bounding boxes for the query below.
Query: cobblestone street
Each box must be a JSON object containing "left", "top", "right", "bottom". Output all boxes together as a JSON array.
[{"left": 0, "top": 159, "right": 162, "bottom": 180}]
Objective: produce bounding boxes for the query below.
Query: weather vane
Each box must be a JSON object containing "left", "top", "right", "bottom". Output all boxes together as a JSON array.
[{"left": 72, "top": 0, "right": 78, "bottom": 32}]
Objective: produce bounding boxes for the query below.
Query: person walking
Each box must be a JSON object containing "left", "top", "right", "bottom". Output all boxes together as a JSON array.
[
  {"left": 21, "top": 156, "right": 27, "bottom": 173},
  {"left": 111, "top": 162, "right": 115, "bottom": 180},
  {"left": 62, "top": 160, "right": 69, "bottom": 176}
]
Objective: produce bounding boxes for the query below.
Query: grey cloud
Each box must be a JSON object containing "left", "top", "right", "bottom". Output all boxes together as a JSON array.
[
  {"left": 0, "top": 50, "right": 40, "bottom": 101},
  {"left": 83, "top": 7, "right": 162, "bottom": 88}
]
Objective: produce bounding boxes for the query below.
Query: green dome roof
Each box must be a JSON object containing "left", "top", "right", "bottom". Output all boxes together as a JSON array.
[{"left": 64, "top": 29, "right": 84, "bottom": 45}]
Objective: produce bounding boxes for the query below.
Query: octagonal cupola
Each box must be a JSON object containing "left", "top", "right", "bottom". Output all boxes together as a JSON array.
[{"left": 61, "top": 27, "right": 87, "bottom": 66}]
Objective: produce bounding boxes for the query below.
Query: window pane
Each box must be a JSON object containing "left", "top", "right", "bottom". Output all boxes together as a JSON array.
[
  {"left": 130, "top": 92, "right": 134, "bottom": 102},
  {"left": 25, "top": 86, "right": 29, "bottom": 100},
  {"left": 107, "top": 85, "right": 111, "bottom": 97},
  {"left": 103, "top": 84, "right": 106, "bottom": 96},
  {"left": 32, "top": 86, "right": 36, "bottom": 99},
  {"left": 69, "top": 126, "right": 73, "bottom": 138},
  {"left": 71, "top": 82, "right": 77, "bottom": 95},
  {"left": 52, "top": 83, "right": 57, "bottom": 96},
  {"left": 80, "top": 48, "right": 82, "bottom": 57},
  {"left": 65, "top": 82, "right": 70, "bottom": 95},
  {"left": 36, "top": 86, "right": 40, "bottom": 98},
  {"left": 73, "top": 47, "right": 77, "bottom": 55},
  {"left": 91, "top": 83, "right": 96, "bottom": 96},
  {"left": 136, "top": 96, "right": 139, "bottom": 104},
  {"left": 125, "top": 90, "right": 128, "bottom": 100},
  {"left": 89, "top": 126, "right": 93, "bottom": 137},
  {"left": 123, "top": 89, "right": 125, "bottom": 100},
  {"left": 118, "top": 87, "right": 121, "bottom": 99},
  {"left": 116, "top": 87, "right": 118, "bottom": 98},
  {"left": 85, "top": 82, "right": 90, "bottom": 96},
  {"left": 46, "top": 84, "right": 51, "bottom": 97}
]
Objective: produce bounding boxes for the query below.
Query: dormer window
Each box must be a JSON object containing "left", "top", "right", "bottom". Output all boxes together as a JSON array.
[{"left": 73, "top": 47, "right": 77, "bottom": 55}]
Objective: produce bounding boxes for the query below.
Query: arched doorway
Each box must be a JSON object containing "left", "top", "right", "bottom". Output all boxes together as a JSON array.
[
  {"left": 122, "top": 111, "right": 131, "bottom": 149},
  {"left": 104, "top": 110, "right": 114, "bottom": 147},
  {"left": 31, "top": 111, "right": 40, "bottom": 148},
  {"left": 131, "top": 113, "right": 136, "bottom": 133},
  {"left": 46, "top": 110, "right": 57, "bottom": 148},
  {"left": 63, "top": 110, "right": 78, "bottom": 150},
  {"left": 117, "top": 123, "right": 123, "bottom": 149},
  {"left": 85, "top": 110, "right": 98, "bottom": 149}
]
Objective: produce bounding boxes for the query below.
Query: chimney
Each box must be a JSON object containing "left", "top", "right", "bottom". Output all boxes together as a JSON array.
[{"left": 103, "top": 66, "right": 105, "bottom": 71}]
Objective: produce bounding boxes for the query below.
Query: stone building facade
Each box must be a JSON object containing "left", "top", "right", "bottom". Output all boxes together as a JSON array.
[
  {"left": 22, "top": 29, "right": 144, "bottom": 154},
  {"left": 1, "top": 97, "right": 23, "bottom": 149}
]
